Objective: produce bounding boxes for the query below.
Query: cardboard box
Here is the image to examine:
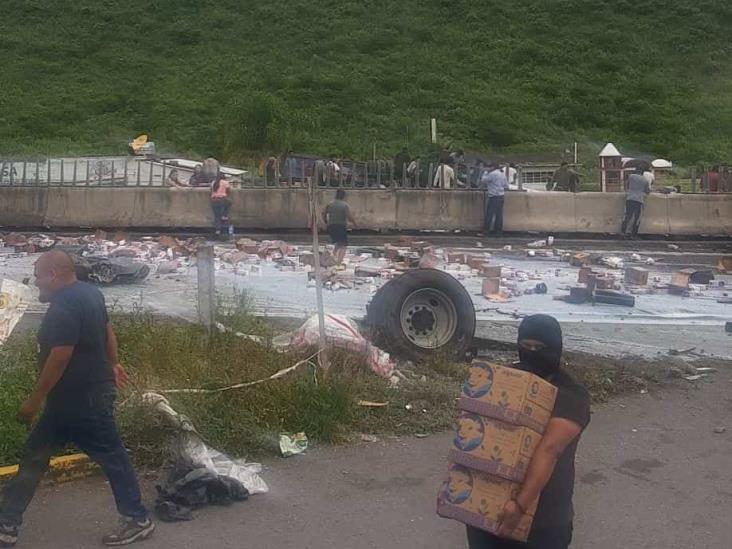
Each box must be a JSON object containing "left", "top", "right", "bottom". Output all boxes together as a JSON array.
[
  {"left": 481, "top": 278, "right": 501, "bottom": 297},
  {"left": 570, "top": 252, "right": 591, "bottom": 267},
  {"left": 669, "top": 268, "right": 694, "bottom": 293},
  {"left": 410, "top": 240, "right": 431, "bottom": 252},
  {"left": 446, "top": 250, "right": 466, "bottom": 264},
  {"left": 459, "top": 362, "right": 558, "bottom": 434},
  {"left": 594, "top": 276, "right": 615, "bottom": 290},
  {"left": 467, "top": 254, "right": 490, "bottom": 269},
  {"left": 479, "top": 265, "right": 502, "bottom": 278},
  {"left": 448, "top": 412, "right": 541, "bottom": 482},
  {"left": 577, "top": 267, "right": 594, "bottom": 284},
  {"left": 624, "top": 267, "right": 649, "bottom": 286},
  {"left": 437, "top": 464, "right": 536, "bottom": 542}
]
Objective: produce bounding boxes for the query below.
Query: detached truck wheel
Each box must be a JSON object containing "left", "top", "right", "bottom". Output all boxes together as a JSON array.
[{"left": 365, "top": 269, "right": 476, "bottom": 363}]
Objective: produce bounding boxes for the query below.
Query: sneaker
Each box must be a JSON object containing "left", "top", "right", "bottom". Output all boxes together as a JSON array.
[
  {"left": 102, "top": 518, "right": 155, "bottom": 546},
  {"left": 0, "top": 523, "right": 18, "bottom": 548}
]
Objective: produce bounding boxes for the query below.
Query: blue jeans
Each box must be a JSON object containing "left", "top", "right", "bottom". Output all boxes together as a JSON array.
[
  {"left": 0, "top": 389, "right": 148, "bottom": 527},
  {"left": 484, "top": 195, "right": 505, "bottom": 234},
  {"left": 211, "top": 198, "right": 232, "bottom": 233}
]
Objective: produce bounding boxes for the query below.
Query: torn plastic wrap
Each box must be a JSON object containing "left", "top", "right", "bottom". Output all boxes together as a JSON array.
[
  {"left": 141, "top": 393, "right": 269, "bottom": 495},
  {"left": 0, "top": 279, "right": 32, "bottom": 346},
  {"left": 273, "top": 314, "right": 395, "bottom": 378}
]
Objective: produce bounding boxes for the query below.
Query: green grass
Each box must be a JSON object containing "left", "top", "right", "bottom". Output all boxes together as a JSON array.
[
  {"left": 0, "top": 1, "right": 731, "bottom": 165},
  {"left": 0, "top": 309, "right": 467, "bottom": 466}
]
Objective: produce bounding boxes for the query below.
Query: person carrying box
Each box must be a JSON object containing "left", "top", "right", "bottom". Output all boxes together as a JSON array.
[{"left": 466, "top": 314, "right": 590, "bottom": 549}]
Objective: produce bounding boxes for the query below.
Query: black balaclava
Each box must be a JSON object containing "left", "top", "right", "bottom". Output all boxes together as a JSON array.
[{"left": 517, "top": 314, "right": 563, "bottom": 379}]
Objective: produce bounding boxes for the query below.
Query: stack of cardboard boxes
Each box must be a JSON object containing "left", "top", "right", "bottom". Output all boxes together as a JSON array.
[{"left": 437, "top": 361, "right": 558, "bottom": 542}]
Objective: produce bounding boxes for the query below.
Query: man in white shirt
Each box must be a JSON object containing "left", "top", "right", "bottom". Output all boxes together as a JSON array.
[{"left": 433, "top": 159, "right": 456, "bottom": 189}]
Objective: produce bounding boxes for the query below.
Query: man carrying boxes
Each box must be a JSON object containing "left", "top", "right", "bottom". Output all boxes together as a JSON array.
[{"left": 437, "top": 315, "right": 590, "bottom": 549}]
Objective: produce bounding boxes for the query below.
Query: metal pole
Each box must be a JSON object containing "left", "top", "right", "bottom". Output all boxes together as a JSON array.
[
  {"left": 196, "top": 245, "right": 216, "bottom": 333},
  {"left": 123, "top": 158, "right": 128, "bottom": 186},
  {"left": 86, "top": 160, "right": 90, "bottom": 186},
  {"left": 21, "top": 162, "right": 26, "bottom": 186},
  {"left": 161, "top": 160, "right": 166, "bottom": 187},
  {"left": 60, "top": 159, "right": 64, "bottom": 185},
  {"left": 36, "top": 161, "right": 40, "bottom": 185},
  {"left": 148, "top": 160, "right": 153, "bottom": 186},
  {"left": 309, "top": 173, "right": 328, "bottom": 369},
  {"left": 136, "top": 159, "right": 141, "bottom": 186},
  {"left": 690, "top": 166, "right": 697, "bottom": 193},
  {"left": 46, "top": 159, "right": 51, "bottom": 186},
  {"left": 72, "top": 159, "right": 77, "bottom": 186},
  {"left": 110, "top": 160, "right": 115, "bottom": 186},
  {"left": 365, "top": 162, "right": 369, "bottom": 188}
]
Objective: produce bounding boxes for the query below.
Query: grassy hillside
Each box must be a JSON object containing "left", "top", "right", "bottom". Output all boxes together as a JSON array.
[{"left": 1, "top": 0, "right": 731, "bottom": 163}]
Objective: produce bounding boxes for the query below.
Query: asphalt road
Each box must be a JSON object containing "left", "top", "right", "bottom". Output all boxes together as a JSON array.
[{"left": 14, "top": 367, "right": 732, "bottom": 549}]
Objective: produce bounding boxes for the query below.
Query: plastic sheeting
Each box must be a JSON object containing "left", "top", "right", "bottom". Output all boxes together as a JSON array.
[
  {"left": 141, "top": 392, "right": 269, "bottom": 495},
  {"left": 0, "top": 279, "right": 31, "bottom": 346},
  {"left": 273, "top": 314, "right": 395, "bottom": 378}
]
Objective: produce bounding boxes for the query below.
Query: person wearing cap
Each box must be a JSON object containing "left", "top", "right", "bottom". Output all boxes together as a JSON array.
[{"left": 467, "top": 314, "right": 590, "bottom": 549}]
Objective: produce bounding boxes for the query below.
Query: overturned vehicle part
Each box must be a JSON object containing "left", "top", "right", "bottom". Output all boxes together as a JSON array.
[
  {"left": 73, "top": 256, "right": 150, "bottom": 285},
  {"left": 365, "top": 269, "right": 476, "bottom": 362}
]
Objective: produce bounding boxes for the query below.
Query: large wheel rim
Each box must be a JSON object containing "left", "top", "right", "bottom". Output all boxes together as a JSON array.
[{"left": 400, "top": 288, "right": 458, "bottom": 349}]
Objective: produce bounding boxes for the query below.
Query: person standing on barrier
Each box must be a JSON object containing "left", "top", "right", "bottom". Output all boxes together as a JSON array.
[
  {"left": 322, "top": 188, "right": 357, "bottom": 265},
  {"left": 210, "top": 173, "right": 233, "bottom": 239},
  {"left": 481, "top": 163, "right": 509, "bottom": 236},
  {"left": 0, "top": 251, "right": 154, "bottom": 548},
  {"left": 621, "top": 166, "right": 651, "bottom": 239}
]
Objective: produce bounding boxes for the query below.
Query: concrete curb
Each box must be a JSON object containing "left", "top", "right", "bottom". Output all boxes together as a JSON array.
[{"left": 0, "top": 453, "right": 96, "bottom": 486}]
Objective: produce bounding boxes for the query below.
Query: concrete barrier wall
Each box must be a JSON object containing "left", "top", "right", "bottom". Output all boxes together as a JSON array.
[{"left": 0, "top": 187, "right": 730, "bottom": 236}]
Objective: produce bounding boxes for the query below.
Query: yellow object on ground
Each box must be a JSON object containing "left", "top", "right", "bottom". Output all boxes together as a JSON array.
[{"left": 0, "top": 454, "right": 95, "bottom": 486}]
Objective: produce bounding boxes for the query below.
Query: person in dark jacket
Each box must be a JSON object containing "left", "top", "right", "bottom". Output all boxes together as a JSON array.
[{"left": 467, "top": 314, "right": 590, "bottom": 549}]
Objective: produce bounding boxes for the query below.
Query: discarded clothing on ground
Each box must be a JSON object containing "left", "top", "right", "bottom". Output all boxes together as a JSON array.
[
  {"left": 142, "top": 393, "right": 268, "bottom": 522},
  {"left": 154, "top": 467, "right": 249, "bottom": 522}
]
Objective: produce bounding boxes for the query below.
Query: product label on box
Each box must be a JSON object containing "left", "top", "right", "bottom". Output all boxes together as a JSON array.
[
  {"left": 436, "top": 464, "right": 533, "bottom": 542},
  {"left": 460, "top": 362, "right": 557, "bottom": 433},
  {"left": 448, "top": 413, "right": 540, "bottom": 482}
]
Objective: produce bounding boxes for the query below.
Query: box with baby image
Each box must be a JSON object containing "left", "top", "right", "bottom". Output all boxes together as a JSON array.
[
  {"left": 448, "top": 412, "right": 541, "bottom": 483},
  {"left": 459, "top": 361, "right": 557, "bottom": 434},
  {"left": 437, "top": 464, "right": 537, "bottom": 542}
]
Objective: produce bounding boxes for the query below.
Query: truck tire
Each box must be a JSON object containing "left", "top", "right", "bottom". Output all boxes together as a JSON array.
[{"left": 365, "top": 269, "right": 476, "bottom": 363}]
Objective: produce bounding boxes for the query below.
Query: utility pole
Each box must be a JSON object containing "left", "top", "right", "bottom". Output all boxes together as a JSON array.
[
  {"left": 197, "top": 245, "right": 216, "bottom": 333},
  {"left": 309, "top": 166, "right": 329, "bottom": 368}
]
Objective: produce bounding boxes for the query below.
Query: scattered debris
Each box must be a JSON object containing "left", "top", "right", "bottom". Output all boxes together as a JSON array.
[
  {"left": 527, "top": 240, "right": 546, "bottom": 248},
  {"left": 279, "top": 432, "right": 308, "bottom": 457},
  {"left": 360, "top": 434, "right": 379, "bottom": 443},
  {"left": 713, "top": 427, "right": 727, "bottom": 434},
  {"left": 0, "top": 279, "right": 32, "bottom": 345},
  {"left": 141, "top": 392, "right": 267, "bottom": 523},
  {"left": 684, "top": 374, "right": 708, "bottom": 381},
  {"left": 357, "top": 400, "right": 389, "bottom": 408},
  {"left": 668, "top": 244, "right": 680, "bottom": 251},
  {"left": 624, "top": 267, "right": 649, "bottom": 286},
  {"left": 668, "top": 347, "right": 696, "bottom": 356},
  {"left": 598, "top": 256, "right": 624, "bottom": 269}
]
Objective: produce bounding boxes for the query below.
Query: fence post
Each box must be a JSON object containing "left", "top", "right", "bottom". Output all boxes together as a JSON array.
[
  {"left": 86, "top": 160, "right": 91, "bottom": 186},
  {"left": 46, "top": 159, "right": 51, "bottom": 186},
  {"left": 21, "top": 162, "right": 27, "bottom": 186},
  {"left": 123, "top": 158, "right": 129, "bottom": 186},
  {"left": 71, "top": 159, "right": 77, "bottom": 186},
  {"left": 36, "top": 161, "right": 40, "bottom": 185},
  {"left": 110, "top": 160, "right": 115, "bottom": 186},
  {"left": 60, "top": 159, "right": 64, "bottom": 185},
  {"left": 136, "top": 159, "right": 141, "bottom": 186},
  {"left": 690, "top": 166, "right": 697, "bottom": 193},
  {"left": 161, "top": 160, "right": 166, "bottom": 187},
  {"left": 148, "top": 160, "right": 154, "bottom": 186},
  {"left": 197, "top": 245, "right": 216, "bottom": 333}
]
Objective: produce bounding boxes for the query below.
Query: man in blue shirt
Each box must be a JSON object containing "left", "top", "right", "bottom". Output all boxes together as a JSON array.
[
  {"left": 481, "top": 163, "right": 510, "bottom": 236},
  {"left": 0, "top": 251, "right": 154, "bottom": 547}
]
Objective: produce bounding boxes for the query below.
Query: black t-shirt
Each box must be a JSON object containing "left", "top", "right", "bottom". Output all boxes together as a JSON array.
[
  {"left": 530, "top": 369, "right": 591, "bottom": 536},
  {"left": 37, "top": 281, "right": 114, "bottom": 409}
]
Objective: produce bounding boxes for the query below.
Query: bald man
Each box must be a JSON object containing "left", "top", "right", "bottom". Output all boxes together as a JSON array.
[{"left": 0, "top": 251, "right": 154, "bottom": 547}]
